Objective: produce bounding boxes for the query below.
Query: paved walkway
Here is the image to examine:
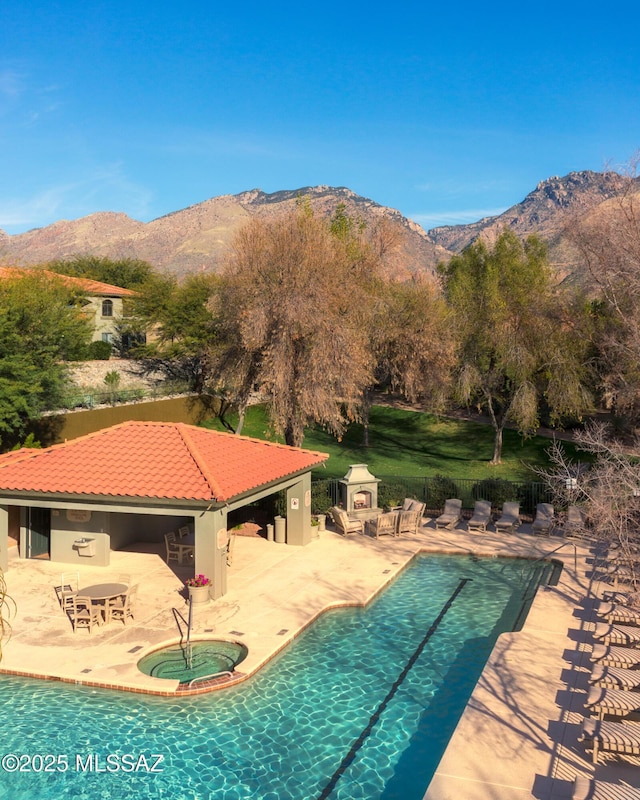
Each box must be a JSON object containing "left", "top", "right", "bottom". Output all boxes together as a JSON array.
[{"left": 0, "top": 522, "right": 635, "bottom": 798}]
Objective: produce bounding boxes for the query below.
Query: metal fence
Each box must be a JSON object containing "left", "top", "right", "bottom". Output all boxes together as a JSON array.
[
  {"left": 52, "top": 381, "right": 191, "bottom": 412},
  {"left": 311, "top": 475, "right": 554, "bottom": 519}
]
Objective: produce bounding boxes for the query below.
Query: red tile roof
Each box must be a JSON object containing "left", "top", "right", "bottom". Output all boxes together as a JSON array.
[
  {"left": 0, "top": 267, "right": 134, "bottom": 297},
  {"left": 0, "top": 422, "right": 328, "bottom": 503}
]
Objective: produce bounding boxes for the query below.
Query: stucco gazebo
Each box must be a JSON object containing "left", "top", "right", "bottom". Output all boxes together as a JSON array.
[{"left": 0, "top": 421, "right": 328, "bottom": 598}]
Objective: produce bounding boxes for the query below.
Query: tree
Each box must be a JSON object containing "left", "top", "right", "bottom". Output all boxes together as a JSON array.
[
  {"left": 44, "top": 255, "right": 154, "bottom": 289},
  {"left": 209, "top": 208, "right": 374, "bottom": 447},
  {"left": 565, "top": 162, "right": 640, "bottom": 424},
  {"left": 126, "top": 272, "right": 219, "bottom": 391},
  {"left": 441, "top": 230, "right": 592, "bottom": 464},
  {"left": 0, "top": 271, "right": 92, "bottom": 449}
]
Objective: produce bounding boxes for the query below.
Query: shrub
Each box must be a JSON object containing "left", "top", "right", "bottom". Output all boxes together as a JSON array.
[
  {"left": 472, "top": 478, "right": 516, "bottom": 509},
  {"left": 425, "top": 474, "right": 459, "bottom": 511},
  {"left": 311, "top": 481, "right": 334, "bottom": 514},
  {"left": 87, "top": 340, "right": 112, "bottom": 360},
  {"left": 378, "top": 481, "right": 407, "bottom": 510}
]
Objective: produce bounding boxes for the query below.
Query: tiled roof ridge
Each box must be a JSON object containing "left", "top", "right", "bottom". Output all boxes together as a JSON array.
[
  {"left": 175, "top": 423, "right": 226, "bottom": 501},
  {"left": 187, "top": 424, "right": 330, "bottom": 460},
  {"left": 0, "top": 266, "right": 135, "bottom": 296}
]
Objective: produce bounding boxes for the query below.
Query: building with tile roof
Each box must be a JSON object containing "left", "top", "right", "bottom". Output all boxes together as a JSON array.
[
  {"left": 0, "top": 421, "right": 329, "bottom": 598},
  {"left": 0, "top": 266, "right": 135, "bottom": 347}
]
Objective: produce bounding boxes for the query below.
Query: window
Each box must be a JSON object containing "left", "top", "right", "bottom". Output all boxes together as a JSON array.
[
  {"left": 101, "top": 299, "right": 114, "bottom": 317},
  {"left": 101, "top": 332, "right": 114, "bottom": 344}
]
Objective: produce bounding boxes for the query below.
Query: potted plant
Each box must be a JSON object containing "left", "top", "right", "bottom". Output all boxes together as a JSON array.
[{"left": 185, "top": 574, "right": 211, "bottom": 604}]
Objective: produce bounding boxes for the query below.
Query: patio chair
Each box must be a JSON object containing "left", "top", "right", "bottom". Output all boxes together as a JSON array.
[
  {"left": 596, "top": 602, "right": 640, "bottom": 627},
  {"left": 531, "top": 503, "right": 555, "bottom": 536},
  {"left": 586, "top": 686, "right": 640, "bottom": 720},
  {"left": 573, "top": 775, "right": 640, "bottom": 799},
  {"left": 593, "top": 622, "right": 640, "bottom": 648},
  {"left": 394, "top": 498, "right": 426, "bottom": 517},
  {"left": 494, "top": 502, "right": 521, "bottom": 534},
  {"left": 330, "top": 507, "right": 364, "bottom": 536},
  {"left": 467, "top": 500, "right": 492, "bottom": 533},
  {"left": 591, "top": 643, "right": 640, "bottom": 670},
  {"left": 589, "top": 663, "right": 640, "bottom": 692},
  {"left": 108, "top": 584, "right": 138, "bottom": 626},
  {"left": 165, "top": 532, "right": 181, "bottom": 564},
  {"left": 366, "top": 512, "right": 398, "bottom": 538},
  {"left": 564, "top": 505, "right": 587, "bottom": 539},
  {"left": 55, "top": 571, "right": 79, "bottom": 612},
  {"left": 397, "top": 509, "right": 421, "bottom": 536},
  {"left": 435, "top": 499, "right": 462, "bottom": 530},
  {"left": 70, "top": 595, "right": 102, "bottom": 634},
  {"left": 177, "top": 525, "right": 190, "bottom": 538},
  {"left": 579, "top": 716, "right": 640, "bottom": 764}
]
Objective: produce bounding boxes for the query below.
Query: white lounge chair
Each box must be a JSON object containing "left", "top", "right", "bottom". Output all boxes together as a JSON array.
[
  {"left": 467, "top": 500, "right": 491, "bottom": 533},
  {"left": 590, "top": 663, "right": 640, "bottom": 691},
  {"left": 573, "top": 775, "right": 640, "bottom": 799},
  {"left": 495, "top": 502, "right": 521, "bottom": 534},
  {"left": 585, "top": 686, "right": 640, "bottom": 720},
  {"left": 591, "top": 644, "right": 640, "bottom": 670},
  {"left": 594, "top": 622, "right": 640, "bottom": 647},
  {"left": 564, "top": 504, "right": 587, "bottom": 539},
  {"left": 597, "top": 603, "right": 640, "bottom": 627},
  {"left": 579, "top": 716, "right": 640, "bottom": 764},
  {"left": 435, "top": 499, "right": 462, "bottom": 530}
]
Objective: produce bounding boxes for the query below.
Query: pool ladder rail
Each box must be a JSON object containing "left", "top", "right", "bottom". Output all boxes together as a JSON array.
[{"left": 187, "top": 670, "right": 233, "bottom": 688}]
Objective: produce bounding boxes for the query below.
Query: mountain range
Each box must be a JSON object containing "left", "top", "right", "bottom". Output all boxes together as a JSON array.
[{"left": 0, "top": 171, "right": 636, "bottom": 281}]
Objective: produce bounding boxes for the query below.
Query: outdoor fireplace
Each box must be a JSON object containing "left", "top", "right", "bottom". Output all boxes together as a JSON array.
[{"left": 340, "top": 464, "right": 381, "bottom": 517}]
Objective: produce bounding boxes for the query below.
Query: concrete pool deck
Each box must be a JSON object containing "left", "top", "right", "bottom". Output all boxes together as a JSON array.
[{"left": 0, "top": 521, "right": 635, "bottom": 799}]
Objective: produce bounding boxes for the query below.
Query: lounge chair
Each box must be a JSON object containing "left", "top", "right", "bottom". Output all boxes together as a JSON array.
[
  {"left": 591, "top": 644, "right": 640, "bottom": 670},
  {"left": 589, "top": 663, "right": 640, "bottom": 692},
  {"left": 585, "top": 686, "right": 640, "bottom": 720},
  {"left": 467, "top": 500, "right": 492, "bottom": 533},
  {"left": 366, "top": 512, "right": 398, "bottom": 538},
  {"left": 397, "top": 509, "right": 422, "bottom": 536},
  {"left": 70, "top": 595, "right": 102, "bottom": 634},
  {"left": 435, "top": 499, "right": 462, "bottom": 530},
  {"left": 495, "top": 502, "right": 521, "bottom": 534},
  {"left": 597, "top": 603, "right": 640, "bottom": 627},
  {"left": 594, "top": 622, "right": 640, "bottom": 648},
  {"left": 532, "top": 503, "right": 555, "bottom": 536},
  {"left": 330, "top": 507, "right": 364, "bottom": 536},
  {"left": 564, "top": 504, "right": 587, "bottom": 539},
  {"left": 579, "top": 716, "right": 640, "bottom": 764},
  {"left": 573, "top": 775, "right": 640, "bottom": 798}
]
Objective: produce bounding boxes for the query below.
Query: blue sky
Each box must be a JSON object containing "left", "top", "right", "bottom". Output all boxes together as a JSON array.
[{"left": 1, "top": 1, "right": 639, "bottom": 236}]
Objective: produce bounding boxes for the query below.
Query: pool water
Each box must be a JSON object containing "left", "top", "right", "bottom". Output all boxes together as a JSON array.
[
  {"left": 137, "top": 640, "right": 248, "bottom": 683},
  {"left": 0, "top": 554, "right": 555, "bottom": 800}
]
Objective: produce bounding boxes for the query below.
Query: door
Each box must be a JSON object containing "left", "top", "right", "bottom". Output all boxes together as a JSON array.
[{"left": 27, "top": 507, "right": 51, "bottom": 559}]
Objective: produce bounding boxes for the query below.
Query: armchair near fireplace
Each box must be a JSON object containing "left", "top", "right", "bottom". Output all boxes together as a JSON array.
[{"left": 330, "top": 507, "right": 365, "bottom": 536}]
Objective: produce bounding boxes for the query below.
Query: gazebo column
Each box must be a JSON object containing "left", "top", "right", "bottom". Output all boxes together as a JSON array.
[
  {"left": 194, "top": 507, "right": 228, "bottom": 600},
  {"left": 0, "top": 505, "right": 8, "bottom": 572},
  {"left": 285, "top": 473, "right": 312, "bottom": 546}
]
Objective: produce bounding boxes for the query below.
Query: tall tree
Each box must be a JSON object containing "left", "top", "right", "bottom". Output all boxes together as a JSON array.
[
  {"left": 0, "top": 272, "right": 91, "bottom": 449},
  {"left": 44, "top": 255, "right": 154, "bottom": 289},
  {"left": 209, "top": 208, "right": 374, "bottom": 447},
  {"left": 441, "top": 230, "right": 591, "bottom": 464}
]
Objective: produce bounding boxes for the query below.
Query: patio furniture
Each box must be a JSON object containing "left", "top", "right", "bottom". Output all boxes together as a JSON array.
[
  {"left": 597, "top": 603, "right": 640, "bottom": 627},
  {"left": 590, "top": 663, "right": 640, "bottom": 692},
  {"left": 564, "top": 505, "right": 587, "bottom": 539},
  {"left": 467, "top": 500, "right": 492, "bottom": 533},
  {"left": 572, "top": 776, "right": 640, "bottom": 800},
  {"left": 367, "top": 512, "right": 399, "bottom": 538},
  {"left": 594, "top": 623, "right": 640, "bottom": 648},
  {"left": 394, "top": 498, "right": 426, "bottom": 517},
  {"left": 165, "top": 532, "right": 181, "bottom": 564},
  {"left": 397, "top": 509, "right": 422, "bottom": 536},
  {"left": 435, "top": 499, "right": 462, "bottom": 530},
  {"left": 78, "top": 582, "right": 129, "bottom": 624},
  {"left": 108, "top": 584, "right": 138, "bottom": 626},
  {"left": 585, "top": 686, "right": 640, "bottom": 720},
  {"left": 55, "top": 571, "right": 79, "bottom": 612},
  {"left": 330, "top": 507, "right": 364, "bottom": 536},
  {"left": 70, "top": 595, "right": 102, "bottom": 634},
  {"left": 592, "top": 644, "right": 640, "bottom": 670},
  {"left": 579, "top": 716, "right": 640, "bottom": 764},
  {"left": 532, "top": 503, "right": 555, "bottom": 536},
  {"left": 494, "top": 502, "right": 521, "bottom": 534},
  {"left": 177, "top": 525, "right": 190, "bottom": 538}
]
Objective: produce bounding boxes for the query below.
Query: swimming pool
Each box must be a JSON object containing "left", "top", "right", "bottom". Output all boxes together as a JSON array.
[{"left": 0, "top": 554, "right": 555, "bottom": 799}]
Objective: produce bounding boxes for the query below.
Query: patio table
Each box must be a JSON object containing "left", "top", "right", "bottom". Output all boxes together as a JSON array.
[
  {"left": 78, "top": 583, "right": 128, "bottom": 623},
  {"left": 586, "top": 686, "right": 640, "bottom": 720}
]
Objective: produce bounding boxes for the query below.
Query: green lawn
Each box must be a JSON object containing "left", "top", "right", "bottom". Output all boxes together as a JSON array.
[{"left": 203, "top": 404, "right": 587, "bottom": 481}]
